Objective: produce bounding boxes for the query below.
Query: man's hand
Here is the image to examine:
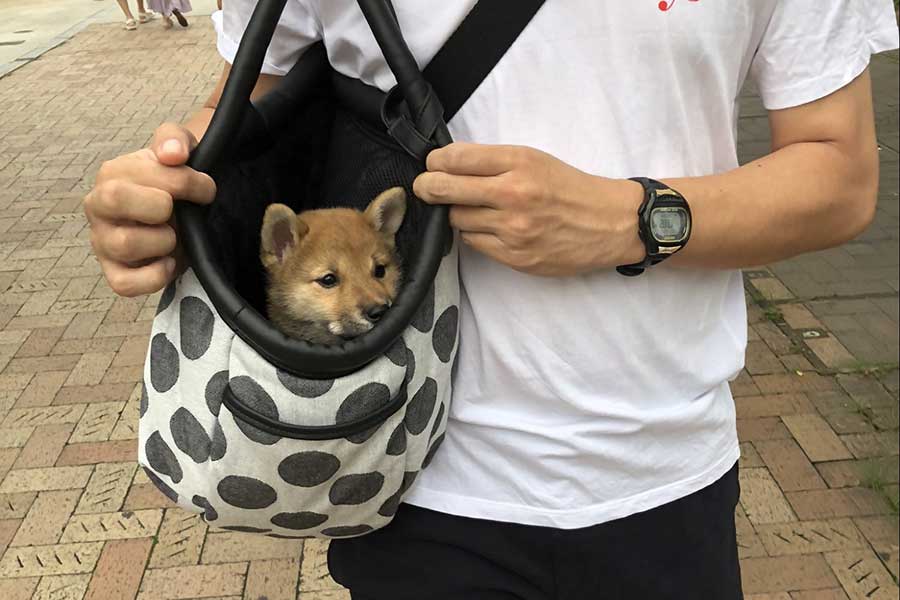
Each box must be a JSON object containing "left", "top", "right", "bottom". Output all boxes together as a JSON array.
[
  {"left": 84, "top": 123, "right": 217, "bottom": 297},
  {"left": 413, "top": 143, "right": 644, "bottom": 277}
]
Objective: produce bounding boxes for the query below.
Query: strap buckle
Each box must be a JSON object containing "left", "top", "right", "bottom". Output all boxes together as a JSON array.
[{"left": 381, "top": 83, "right": 445, "bottom": 162}]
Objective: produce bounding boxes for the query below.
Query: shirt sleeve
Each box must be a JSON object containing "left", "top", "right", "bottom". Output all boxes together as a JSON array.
[
  {"left": 212, "top": 1, "right": 321, "bottom": 76},
  {"left": 750, "top": 0, "right": 899, "bottom": 110}
]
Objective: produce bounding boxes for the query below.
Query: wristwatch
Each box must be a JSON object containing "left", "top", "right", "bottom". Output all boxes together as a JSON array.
[{"left": 616, "top": 177, "right": 692, "bottom": 277}]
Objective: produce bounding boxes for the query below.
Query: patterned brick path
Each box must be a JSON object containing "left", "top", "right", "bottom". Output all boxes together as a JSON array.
[{"left": 0, "top": 21, "right": 896, "bottom": 600}]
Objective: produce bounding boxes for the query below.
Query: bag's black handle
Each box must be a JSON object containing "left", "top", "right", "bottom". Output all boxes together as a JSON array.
[{"left": 175, "top": 0, "right": 450, "bottom": 379}]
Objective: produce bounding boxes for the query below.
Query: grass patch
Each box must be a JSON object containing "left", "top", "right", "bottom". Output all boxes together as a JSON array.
[
  {"left": 763, "top": 307, "right": 784, "bottom": 323},
  {"left": 860, "top": 459, "right": 900, "bottom": 515},
  {"left": 841, "top": 361, "right": 900, "bottom": 378}
]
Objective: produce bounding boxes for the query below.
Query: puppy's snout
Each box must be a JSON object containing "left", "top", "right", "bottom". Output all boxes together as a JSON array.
[{"left": 365, "top": 304, "right": 390, "bottom": 323}]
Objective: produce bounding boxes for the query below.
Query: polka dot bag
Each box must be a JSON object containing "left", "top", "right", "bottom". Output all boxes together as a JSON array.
[
  {"left": 137, "top": 0, "right": 542, "bottom": 539},
  {"left": 134, "top": 0, "right": 467, "bottom": 540}
]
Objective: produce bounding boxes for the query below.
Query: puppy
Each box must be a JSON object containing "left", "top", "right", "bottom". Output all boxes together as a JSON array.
[{"left": 260, "top": 187, "right": 406, "bottom": 345}]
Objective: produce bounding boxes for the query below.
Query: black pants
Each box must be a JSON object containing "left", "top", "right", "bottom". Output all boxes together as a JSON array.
[{"left": 328, "top": 462, "right": 743, "bottom": 600}]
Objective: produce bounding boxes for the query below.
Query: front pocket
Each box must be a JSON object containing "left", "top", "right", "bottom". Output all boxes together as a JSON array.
[{"left": 225, "top": 334, "right": 411, "bottom": 440}]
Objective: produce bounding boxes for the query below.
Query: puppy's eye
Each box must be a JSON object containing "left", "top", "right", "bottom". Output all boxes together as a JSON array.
[
  {"left": 373, "top": 265, "right": 387, "bottom": 279},
  {"left": 317, "top": 274, "right": 339, "bottom": 288}
]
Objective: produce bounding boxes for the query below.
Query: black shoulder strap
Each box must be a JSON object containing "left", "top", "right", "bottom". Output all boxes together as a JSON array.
[
  {"left": 375, "top": 0, "right": 545, "bottom": 159},
  {"left": 424, "top": 0, "right": 544, "bottom": 122}
]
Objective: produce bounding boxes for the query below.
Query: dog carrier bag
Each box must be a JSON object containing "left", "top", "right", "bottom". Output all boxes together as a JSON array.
[{"left": 139, "top": 0, "right": 543, "bottom": 538}]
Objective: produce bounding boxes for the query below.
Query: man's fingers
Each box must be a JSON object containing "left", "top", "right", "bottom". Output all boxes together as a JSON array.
[
  {"left": 98, "top": 255, "right": 177, "bottom": 297},
  {"left": 448, "top": 206, "right": 503, "bottom": 235},
  {"left": 151, "top": 122, "right": 198, "bottom": 167},
  {"left": 104, "top": 158, "right": 216, "bottom": 206},
  {"left": 460, "top": 232, "right": 510, "bottom": 263},
  {"left": 413, "top": 172, "right": 501, "bottom": 207},
  {"left": 86, "top": 181, "right": 174, "bottom": 225},
  {"left": 91, "top": 221, "right": 177, "bottom": 265},
  {"left": 426, "top": 142, "right": 527, "bottom": 176}
]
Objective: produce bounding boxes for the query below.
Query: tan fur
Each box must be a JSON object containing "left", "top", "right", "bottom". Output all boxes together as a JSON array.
[{"left": 260, "top": 187, "right": 406, "bottom": 345}]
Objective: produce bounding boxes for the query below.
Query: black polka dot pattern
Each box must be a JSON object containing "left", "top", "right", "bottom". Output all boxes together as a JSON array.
[
  {"left": 386, "top": 423, "right": 406, "bottom": 456},
  {"left": 278, "top": 452, "right": 341, "bottom": 487},
  {"left": 404, "top": 378, "right": 437, "bottom": 435},
  {"left": 139, "top": 383, "right": 148, "bottom": 418},
  {"left": 170, "top": 408, "right": 211, "bottom": 463},
  {"left": 404, "top": 348, "right": 416, "bottom": 386},
  {"left": 336, "top": 383, "right": 392, "bottom": 424},
  {"left": 322, "top": 525, "right": 373, "bottom": 538},
  {"left": 149, "top": 334, "right": 179, "bottom": 393},
  {"left": 156, "top": 281, "right": 176, "bottom": 315},
  {"left": 210, "top": 422, "right": 227, "bottom": 461},
  {"left": 423, "top": 433, "right": 445, "bottom": 469},
  {"left": 143, "top": 467, "right": 178, "bottom": 503},
  {"left": 145, "top": 431, "right": 183, "bottom": 483},
  {"left": 205, "top": 370, "right": 229, "bottom": 417},
  {"left": 345, "top": 425, "right": 380, "bottom": 445},
  {"left": 329, "top": 472, "right": 384, "bottom": 505},
  {"left": 192, "top": 495, "right": 218, "bottom": 521},
  {"left": 432, "top": 306, "right": 458, "bottom": 363},
  {"left": 180, "top": 297, "right": 215, "bottom": 360},
  {"left": 277, "top": 369, "right": 334, "bottom": 398},
  {"left": 141, "top": 252, "right": 461, "bottom": 539},
  {"left": 384, "top": 339, "right": 408, "bottom": 367},
  {"left": 270, "top": 511, "right": 329, "bottom": 530},
  {"left": 410, "top": 284, "right": 435, "bottom": 333},
  {"left": 338, "top": 383, "right": 392, "bottom": 444},
  {"left": 377, "top": 470, "right": 418, "bottom": 517},
  {"left": 228, "top": 376, "right": 281, "bottom": 445},
  {"left": 217, "top": 475, "right": 277, "bottom": 509},
  {"left": 429, "top": 403, "right": 445, "bottom": 441}
]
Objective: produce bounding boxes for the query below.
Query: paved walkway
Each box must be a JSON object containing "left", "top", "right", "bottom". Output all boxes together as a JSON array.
[{"left": 0, "top": 20, "right": 897, "bottom": 600}]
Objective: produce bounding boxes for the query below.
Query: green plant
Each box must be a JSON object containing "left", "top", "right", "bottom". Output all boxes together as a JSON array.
[
  {"left": 841, "top": 361, "right": 899, "bottom": 378},
  {"left": 763, "top": 307, "right": 783, "bottom": 323}
]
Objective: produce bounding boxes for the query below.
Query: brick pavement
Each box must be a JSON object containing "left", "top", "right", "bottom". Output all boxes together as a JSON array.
[{"left": 0, "top": 19, "right": 897, "bottom": 600}]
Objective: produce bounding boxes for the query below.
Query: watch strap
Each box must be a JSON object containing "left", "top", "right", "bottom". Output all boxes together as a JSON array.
[{"left": 615, "top": 177, "right": 682, "bottom": 277}]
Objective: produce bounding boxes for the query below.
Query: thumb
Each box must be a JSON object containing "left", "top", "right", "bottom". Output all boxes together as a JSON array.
[{"left": 150, "top": 122, "right": 198, "bottom": 167}]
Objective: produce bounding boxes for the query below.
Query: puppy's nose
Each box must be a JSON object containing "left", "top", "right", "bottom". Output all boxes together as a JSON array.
[{"left": 365, "top": 304, "right": 390, "bottom": 323}]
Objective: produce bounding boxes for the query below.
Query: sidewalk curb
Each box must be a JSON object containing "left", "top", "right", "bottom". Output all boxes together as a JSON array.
[{"left": 0, "top": 8, "right": 107, "bottom": 81}]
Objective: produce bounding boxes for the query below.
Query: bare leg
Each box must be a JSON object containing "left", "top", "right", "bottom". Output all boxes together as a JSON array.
[
  {"left": 136, "top": 0, "right": 146, "bottom": 12},
  {"left": 115, "top": 0, "right": 134, "bottom": 21}
]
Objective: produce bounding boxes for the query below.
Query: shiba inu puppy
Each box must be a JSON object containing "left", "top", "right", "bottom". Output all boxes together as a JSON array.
[{"left": 260, "top": 187, "right": 406, "bottom": 345}]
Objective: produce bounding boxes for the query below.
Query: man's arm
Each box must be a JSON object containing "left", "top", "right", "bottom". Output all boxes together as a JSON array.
[
  {"left": 665, "top": 68, "right": 879, "bottom": 269},
  {"left": 183, "top": 64, "right": 284, "bottom": 141},
  {"left": 412, "top": 69, "right": 880, "bottom": 276}
]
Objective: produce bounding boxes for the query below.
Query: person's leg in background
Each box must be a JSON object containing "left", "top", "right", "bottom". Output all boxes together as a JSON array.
[
  {"left": 115, "top": 0, "right": 138, "bottom": 30},
  {"left": 136, "top": 0, "right": 156, "bottom": 24}
]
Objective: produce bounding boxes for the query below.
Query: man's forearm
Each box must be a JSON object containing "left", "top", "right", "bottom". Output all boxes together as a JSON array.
[
  {"left": 184, "top": 106, "right": 216, "bottom": 143},
  {"left": 180, "top": 65, "right": 282, "bottom": 146},
  {"left": 654, "top": 68, "right": 879, "bottom": 270},
  {"left": 658, "top": 137, "right": 879, "bottom": 270}
]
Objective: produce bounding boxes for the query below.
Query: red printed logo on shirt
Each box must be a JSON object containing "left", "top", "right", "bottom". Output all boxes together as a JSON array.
[{"left": 658, "top": 0, "right": 699, "bottom": 11}]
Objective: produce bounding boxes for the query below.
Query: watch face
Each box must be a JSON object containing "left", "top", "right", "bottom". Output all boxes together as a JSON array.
[{"left": 650, "top": 207, "right": 689, "bottom": 243}]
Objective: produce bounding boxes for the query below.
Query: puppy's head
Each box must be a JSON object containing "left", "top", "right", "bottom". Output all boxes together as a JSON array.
[{"left": 261, "top": 187, "right": 407, "bottom": 344}]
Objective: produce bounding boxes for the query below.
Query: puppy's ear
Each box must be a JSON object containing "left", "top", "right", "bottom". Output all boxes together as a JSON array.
[
  {"left": 261, "top": 203, "right": 308, "bottom": 268},
  {"left": 365, "top": 187, "right": 406, "bottom": 237}
]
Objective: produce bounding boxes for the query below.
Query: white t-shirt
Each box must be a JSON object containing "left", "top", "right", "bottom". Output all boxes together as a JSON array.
[{"left": 214, "top": 1, "right": 899, "bottom": 528}]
